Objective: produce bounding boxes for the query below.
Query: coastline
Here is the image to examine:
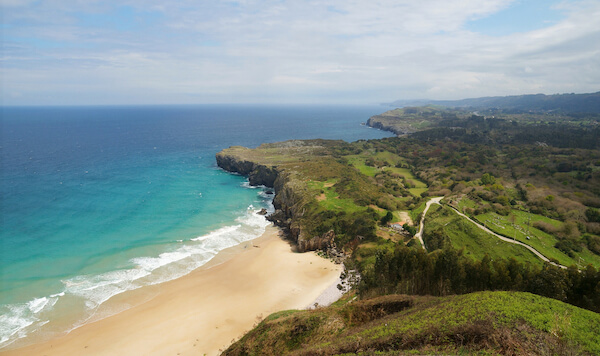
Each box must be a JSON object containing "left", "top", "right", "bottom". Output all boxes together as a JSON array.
[{"left": 2, "top": 224, "right": 343, "bottom": 356}]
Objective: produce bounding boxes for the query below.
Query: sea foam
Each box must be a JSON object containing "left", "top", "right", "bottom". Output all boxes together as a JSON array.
[{"left": 0, "top": 186, "right": 273, "bottom": 349}]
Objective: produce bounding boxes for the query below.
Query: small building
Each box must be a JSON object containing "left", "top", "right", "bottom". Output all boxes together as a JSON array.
[{"left": 389, "top": 222, "right": 406, "bottom": 231}]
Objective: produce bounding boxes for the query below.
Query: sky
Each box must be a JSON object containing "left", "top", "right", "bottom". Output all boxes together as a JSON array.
[{"left": 1, "top": 0, "right": 599, "bottom": 105}]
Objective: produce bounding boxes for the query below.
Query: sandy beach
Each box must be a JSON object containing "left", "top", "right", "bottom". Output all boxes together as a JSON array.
[{"left": 2, "top": 224, "right": 343, "bottom": 356}]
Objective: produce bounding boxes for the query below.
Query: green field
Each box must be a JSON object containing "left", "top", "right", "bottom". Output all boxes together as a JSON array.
[
  {"left": 476, "top": 210, "right": 600, "bottom": 268},
  {"left": 424, "top": 205, "right": 544, "bottom": 266},
  {"left": 306, "top": 179, "right": 365, "bottom": 213},
  {"left": 345, "top": 152, "right": 428, "bottom": 198}
]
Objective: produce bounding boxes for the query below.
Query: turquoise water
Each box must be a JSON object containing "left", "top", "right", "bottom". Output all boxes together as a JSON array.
[{"left": 0, "top": 105, "right": 391, "bottom": 347}]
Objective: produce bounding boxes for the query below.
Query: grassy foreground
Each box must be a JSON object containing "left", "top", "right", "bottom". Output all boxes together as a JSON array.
[{"left": 223, "top": 291, "right": 600, "bottom": 355}]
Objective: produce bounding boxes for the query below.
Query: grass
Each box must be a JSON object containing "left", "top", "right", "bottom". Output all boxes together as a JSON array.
[
  {"left": 345, "top": 152, "right": 428, "bottom": 198},
  {"left": 355, "top": 291, "right": 600, "bottom": 355},
  {"left": 424, "top": 206, "right": 543, "bottom": 266},
  {"left": 224, "top": 291, "right": 600, "bottom": 355},
  {"left": 475, "top": 210, "right": 600, "bottom": 268},
  {"left": 386, "top": 167, "right": 427, "bottom": 187},
  {"left": 306, "top": 180, "right": 365, "bottom": 213},
  {"left": 345, "top": 155, "right": 380, "bottom": 177},
  {"left": 409, "top": 200, "right": 427, "bottom": 224},
  {"left": 456, "top": 196, "right": 479, "bottom": 211},
  {"left": 408, "top": 187, "right": 428, "bottom": 196},
  {"left": 354, "top": 240, "right": 397, "bottom": 270}
]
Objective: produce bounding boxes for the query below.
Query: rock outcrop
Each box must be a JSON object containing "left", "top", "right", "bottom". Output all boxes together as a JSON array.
[
  {"left": 257, "top": 208, "right": 268, "bottom": 215},
  {"left": 216, "top": 149, "right": 278, "bottom": 187},
  {"left": 366, "top": 116, "right": 406, "bottom": 135}
]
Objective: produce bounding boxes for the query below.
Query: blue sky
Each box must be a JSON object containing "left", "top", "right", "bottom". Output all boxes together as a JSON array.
[{"left": 1, "top": 0, "right": 599, "bottom": 105}]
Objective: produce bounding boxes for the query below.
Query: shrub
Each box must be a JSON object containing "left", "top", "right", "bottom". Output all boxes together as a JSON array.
[
  {"left": 481, "top": 173, "right": 496, "bottom": 185},
  {"left": 584, "top": 234, "right": 600, "bottom": 255},
  {"left": 585, "top": 208, "right": 600, "bottom": 223},
  {"left": 554, "top": 238, "right": 582, "bottom": 258},
  {"left": 533, "top": 221, "right": 558, "bottom": 235}
]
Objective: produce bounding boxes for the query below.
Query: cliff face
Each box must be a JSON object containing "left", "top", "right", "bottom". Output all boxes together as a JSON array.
[
  {"left": 216, "top": 148, "right": 334, "bottom": 252},
  {"left": 216, "top": 150, "right": 278, "bottom": 187},
  {"left": 366, "top": 116, "right": 405, "bottom": 135}
]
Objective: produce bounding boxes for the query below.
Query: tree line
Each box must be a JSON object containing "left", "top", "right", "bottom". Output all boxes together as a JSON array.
[{"left": 359, "top": 245, "right": 600, "bottom": 313}]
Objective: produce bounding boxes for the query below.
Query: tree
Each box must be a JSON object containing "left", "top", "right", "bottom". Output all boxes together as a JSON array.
[
  {"left": 585, "top": 208, "right": 600, "bottom": 223},
  {"left": 481, "top": 173, "right": 496, "bottom": 185},
  {"left": 403, "top": 223, "right": 417, "bottom": 236},
  {"left": 380, "top": 211, "right": 394, "bottom": 225}
]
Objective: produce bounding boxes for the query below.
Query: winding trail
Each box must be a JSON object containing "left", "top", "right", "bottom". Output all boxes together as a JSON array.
[
  {"left": 414, "top": 197, "right": 567, "bottom": 269},
  {"left": 445, "top": 205, "right": 567, "bottom": 269},
  {"left": 414, "top": 197, "right": 443, "bottom": 249}
]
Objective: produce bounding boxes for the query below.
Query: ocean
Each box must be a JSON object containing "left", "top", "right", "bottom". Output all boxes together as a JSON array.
[{"left": 0, "top": 104, "right": 392, "bottom": 348}]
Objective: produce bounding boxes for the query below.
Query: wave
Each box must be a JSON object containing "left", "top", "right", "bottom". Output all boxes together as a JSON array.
[{"left": 0, "top": 184, "right": 273, "bottom": 349}]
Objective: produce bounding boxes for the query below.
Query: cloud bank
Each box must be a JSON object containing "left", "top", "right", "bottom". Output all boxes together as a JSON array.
[{"left": 1, "top": 0, "right": 599, "bottom": 105}]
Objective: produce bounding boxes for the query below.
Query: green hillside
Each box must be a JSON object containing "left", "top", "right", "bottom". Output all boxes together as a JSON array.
[
  {"left": 217, "top": 105, "right": 600, "bottom": 354},
  {"left": 224, "top": 291, "right": 600, "bottom": 355}
]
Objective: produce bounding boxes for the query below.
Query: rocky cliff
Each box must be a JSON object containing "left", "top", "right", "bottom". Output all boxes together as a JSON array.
[
  {"left": 366, "top": 116, "right": 405, "bottom": 135},
  {"left": 216, "top": 146, "right": 335, "bottom": 252},
  {"left": 215, "top": 148, "right": 279, "bottom": 187}
]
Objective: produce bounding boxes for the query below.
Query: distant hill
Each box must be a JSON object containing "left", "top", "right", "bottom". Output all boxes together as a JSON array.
[{"left": 389, "top": 91, "right": 600, "bottom": 113}]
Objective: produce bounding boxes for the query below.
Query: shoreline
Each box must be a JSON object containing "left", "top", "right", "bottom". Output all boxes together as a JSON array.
[{"left": 2, "top": 224, "right": 343, "bottom": 356}]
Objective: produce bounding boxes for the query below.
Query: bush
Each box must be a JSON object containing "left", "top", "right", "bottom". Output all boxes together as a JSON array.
[
  {"left": 481, "top": 173, "right": 496, "bottom": 185},
  {"left": 423, "top": 228, "right": 449, "bottom": 250},
  {"left": 554, "top": 238, "right": 582, "bottom": 257},
  {"left": 586, "top": 208, "right": 600, "bottom": 223},
  {"left": 584, "top": 234, "right": 600, "bottom": 255},
  {"left": 533, "top": 221, "right": 558, "bottom": 235},
  {"left": 403, "top": 223, "right": 417, "bottom": 236}
]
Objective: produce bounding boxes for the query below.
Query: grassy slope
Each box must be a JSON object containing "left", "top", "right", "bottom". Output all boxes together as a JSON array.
[
  {"left": 455, "top": 196, "right": 600, "bottom": 268},
  {"left": 345, "top": 151, "right": 428, "bottom": 199},
  {"left": 224, "top": 291, "right": 600, "bottom": 356},
  {"left": 306, "top": 180, "right": 366, "bottom": 214},
  {"left": 424, "top": 205, "right": 544, "bottom": 267},
  {"left": 475, "top": 210, "right": 600, "bottom": 268}
]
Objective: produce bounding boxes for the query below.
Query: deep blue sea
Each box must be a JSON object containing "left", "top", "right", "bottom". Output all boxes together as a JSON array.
[{"left": 0, "top": 104, "right": 391, "bottom": 348}]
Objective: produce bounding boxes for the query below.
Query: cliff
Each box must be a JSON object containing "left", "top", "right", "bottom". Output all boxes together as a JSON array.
[
  {"left": 366, "top": 106, "right": 443, "bottom": 135},
  {"left": 215, "top": 147, "right": 279, "bottom": 186},
  {"left": 366, "top": 116, "right": 406, "bottom": 135},
  {"left": 216, "top": 141, "right": 337, "bottom": 252}
]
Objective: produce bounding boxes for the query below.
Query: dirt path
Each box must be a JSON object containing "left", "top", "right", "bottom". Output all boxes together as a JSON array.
[
  {"left": 446, "top": 205, "right": 567, "bottom": 269},
  {"left": 413, "top": 197, "right": 567, "bottom": 269},
  {"left": 414, "top": 197, "right": 443, "bottom": 249}
]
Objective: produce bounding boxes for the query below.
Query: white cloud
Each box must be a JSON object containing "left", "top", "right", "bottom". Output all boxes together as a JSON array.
[{"left": 1, "top": 0, "right": 599, "bottom": 105}]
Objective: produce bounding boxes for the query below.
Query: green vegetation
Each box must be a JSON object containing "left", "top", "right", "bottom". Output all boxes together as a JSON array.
[
  {"left": 359, "top": 243, "right": 600, "bottom": 315},
  {"left": 476, "top": 211, "right": 572, "bottom": 266},
  {"left": 218, "top": 105, "right": 600, "bottom": 354},
  {"left": 224, "top": 291, "right": 600, "bottom": 355},
  {"left": 306, "top": 179, "right": 365, "bottom": 213},
  {"left": 423, "top": 205, "right": 543, "bottom": 266},
  {"left": 366, "top": 105, "right": 455, "bottom": 134}
]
